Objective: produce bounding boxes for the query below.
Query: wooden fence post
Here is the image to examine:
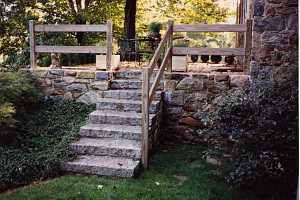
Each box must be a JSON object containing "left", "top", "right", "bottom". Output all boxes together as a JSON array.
[
  {"left": 141, "top": 67, "right": 150, "bottom": 169},
  {"left": 244, "top": 19, "right": 252, "bottom": 73},
  {"left": 167, "top": 20, "right": 174, "bottom": 72},
  {"left": 106, "top": 20, "right": 112, "bottom": 71},
  {"left": 29, "top": 20, "right": 36, "bottom": 69}
]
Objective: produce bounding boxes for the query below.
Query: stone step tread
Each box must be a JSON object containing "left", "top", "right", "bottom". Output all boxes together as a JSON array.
[
  {"left": 71, "top": 137, "right": 141, "bottom": 150},
  {"left": 98, "top": 90, "right": 162, "bottom": 100},
  {"left": 89, "top": 110, "right": 156, "bottom": 119},
  {"left": 81, "top": 123, "right": 141, "bottom": 134},
  {"left": 63, "top": 155, "right": 140, "bottom": 177},
  {"left": 96, "top": 98, "right": 160, "bottom": 105},
  {"left": 110, "top": 79, "right": 163, "bottom": 89}
]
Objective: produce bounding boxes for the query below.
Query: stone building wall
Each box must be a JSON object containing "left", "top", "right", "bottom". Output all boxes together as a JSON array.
[{"left": 251, "top": 0, "right": 298, "bottom": 81}]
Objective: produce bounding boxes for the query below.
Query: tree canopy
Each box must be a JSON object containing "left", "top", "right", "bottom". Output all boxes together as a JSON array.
[{"left": 0, "top": 0, "right": 229, "bottom": 67}]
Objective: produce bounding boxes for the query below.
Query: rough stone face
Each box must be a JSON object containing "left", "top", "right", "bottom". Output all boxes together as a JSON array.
[
  {"left": 176, "top": 77, "right": 204, "bottom": 91},
  {"left": 253, "top": 0, "right": 265, "bottom": 16},
  {"left": 214, "top": 74, "right": 229, "bottom": 82},
  {"left": 164, "top": 90, "right": 185, "bottom": 106},
  {"left": 230, "top": 75, "right": 250, "bottom": 88},
  {"left": 49, "top": 69, "right": 64, "bottom": 76},
  {"left": 252, "top": 0, "right": 298, "bottom": 81},
  {"left": 91, "top": 81, "right": 109, "bottom": 91},
  {"left": 95, "top": 71, "right": 109, "bottom": 81},
  {"left": 66, "top": 83, "right": 88, "bottom": 92},
  {"left": 77, "top": 91, "right": 100, "bottom": 105},
  {"left": 179, "top": 117, "right": 204, "bottom": 128},
  {"left": 76, "top": 71, "right": 95, "bottom": 79},
  {"left": 63, "top": 92, "right": 73, "bottom": 100},
  {"left": 164, "top": 80, "right": 178, "bottom": 91}
]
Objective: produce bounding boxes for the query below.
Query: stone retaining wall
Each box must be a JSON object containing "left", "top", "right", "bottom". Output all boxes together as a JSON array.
[
  {"left": 162, "top": 72, "right": 250, "bottom": 143},
  {"left": 20, "top": 68, "right": 111, "bottom": 104}
]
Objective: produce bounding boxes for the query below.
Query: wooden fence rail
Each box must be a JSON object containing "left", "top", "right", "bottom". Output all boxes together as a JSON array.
[
  {"left": 29, "top": 20, "right": 112, "bottom": 69},
  {"left": 141, "top": 20, "right": 252, "bottom": 169}
]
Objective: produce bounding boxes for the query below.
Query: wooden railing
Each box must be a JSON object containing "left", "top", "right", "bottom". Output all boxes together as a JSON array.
[
  {"left": 141, "top": 20, "right": 252, "bottom": 169},
  {"left": 141, "top": 20, "right": 173, "bottom": 169},
  {"left": 173, "top": 20, "right": 252, "bottom": 69},
  {"left": 29, "top": 20, "right": 112, "bottom": 69}
]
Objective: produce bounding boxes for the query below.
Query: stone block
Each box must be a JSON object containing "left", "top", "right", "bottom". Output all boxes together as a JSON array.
[
  {"left": 76, "top": 71, "right": 95, "bottom": 79},
  {"left": 90, "top": 81, "right": 109, "bottom": 91},
  {"left": 230, "top": 75, "right": 250, "bottom": 88},
  {"left": 176, "top": 77, "right": 204, "bottom": 91},
  {"left": 172, "top": 56, "right": 187, "bottom": 72},
  {"left": 253, "top": 0, "right": 264, "bottom": 16},
  {"left": 164, "top": 80, "right": 178, "bottom": 91},
  {"left": 164, "top": 90, "right": 185, "bottom": 106},
  {"left": 65, "top": 70, "right": 77, "bottom": 76},
  {"left": 63, "top": 76, "right": 76, "bottom": 83},
  {"left": 66, "top": 83, "right": 87, "bottom": 92},
  {"left": 63, "top": 92, "right": 73, "bottom": 100},
  {"left": 95, "top": 71, "right": 109, "bottom": 81},
  {"left": 214, "top": 74, "right": 229, "bottom": 82},
  {"left": 49, "top": 69, "right": 64, "bottom": 76},
  {"left": 164, "top": 73, "right": 189, "bottom": 80},
  {"left": 77, "top": 91, "right": 100, "bottom": 105},
  {"left": 96, "top": 55, "right": 120, "bottom": 70}
]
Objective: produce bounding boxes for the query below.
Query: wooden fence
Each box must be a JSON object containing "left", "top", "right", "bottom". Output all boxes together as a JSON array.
[
  {"left": 29, "top": 20, "right": 112, "bottom": 69},
  {"left": 141, "top": 20, "right": 252, "bottom": 169}
]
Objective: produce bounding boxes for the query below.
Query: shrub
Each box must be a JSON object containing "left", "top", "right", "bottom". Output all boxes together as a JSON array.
[
  {"left": 0, "top": 100, "right": 95, "bottom": 192},
  {"left": 210, "top": 79, "right": 298, "bottom": 199},
  {"left": 0, "top": 72, "right": 39, "bottom": 140}
]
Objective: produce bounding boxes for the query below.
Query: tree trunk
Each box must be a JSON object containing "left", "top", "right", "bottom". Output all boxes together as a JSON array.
[{"left": 124, "top": 0, "right": 137, "bottom": 39}]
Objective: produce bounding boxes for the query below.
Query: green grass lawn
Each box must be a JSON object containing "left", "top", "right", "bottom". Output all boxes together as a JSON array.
[{"left": 0, "top": 144, "right": 257, "bottom": 200}]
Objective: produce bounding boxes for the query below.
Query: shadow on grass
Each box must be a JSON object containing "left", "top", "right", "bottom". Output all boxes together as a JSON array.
[{"left": 0, "top": 144, "right": 258, "bottom": 200}]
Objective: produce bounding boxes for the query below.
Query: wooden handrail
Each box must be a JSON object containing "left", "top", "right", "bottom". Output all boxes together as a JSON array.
[
  {"left": 149, "top": 46, "right": 172, "bottom": 102},
  {"left": 148, "top": 27, "right": 172, "bottom": 74},
  {"left": 141, "top": 20, "right": 173, "bottom": 169}
]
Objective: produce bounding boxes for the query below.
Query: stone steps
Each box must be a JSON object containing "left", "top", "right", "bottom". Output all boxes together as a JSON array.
[
  {"left": 89, "top": 110, "right": 157, "bottom": 126},
  {"left": 96, "top": 98, "right": 160, "bottom": 113},
  {"left": 62, "top": 155, "right": 140, "bottom": 177},
  {"left": 64, "top": 71, "right": 163, "bottom": 177},
  {"left": 80, "top": 123, "right": 142, "bottom": 140},
  {"left": 71, "top": 138, "right": 141, "bottom": 160},
  {"left": 97, "top": 90, "right": 162, "bottom": 101},
  {"left": 110, "top": 80, "right": 163, "bottom": 90}
]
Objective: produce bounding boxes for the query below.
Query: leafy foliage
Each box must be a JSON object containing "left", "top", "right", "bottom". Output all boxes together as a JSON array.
[
  {"left": 210, "top": 78, "right": 298, "bottom": 199},
  {"left": 0, "top": 100, "right": 95, "bottom": 192},
  {"left": 0, "top": 72, "right": 39, "bottom": 138}
]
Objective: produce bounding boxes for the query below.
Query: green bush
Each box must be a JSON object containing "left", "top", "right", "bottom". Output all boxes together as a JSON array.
[
  {"left": 37, "top": 54, "right": 51, "bottom": 67},
  {"left": 0, "top": 72, "right": 39, "bottom": 139},
  {"left": 210, "top": 79, "right": 298, "bottom": 199},
  {"left": 0, "top": 100, "right": 95, "bottom": 192}
]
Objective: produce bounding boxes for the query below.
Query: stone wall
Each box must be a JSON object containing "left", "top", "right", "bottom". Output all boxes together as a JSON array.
[
  {"left": 162, "top": 72, "right": 250, "bottom": 143},
  {"left": 251, "top": 0, "right": 298, "bottom": 81},
  {"left": 20, "top": 68, "right": 111, "bottom": 104}
]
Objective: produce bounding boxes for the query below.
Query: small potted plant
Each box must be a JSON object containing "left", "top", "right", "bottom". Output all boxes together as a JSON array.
[
  {"left": 225, "top": 55, "right": 235, "bottom": 65},
  {"left": 148, "top": 22, "right": 162, "bottom": 38},
  {"left": 200, "top": 55, "right": 209, "bottom": 63},
  {"left": 211, "top": 55, "right": 222, "bottom": 64}
]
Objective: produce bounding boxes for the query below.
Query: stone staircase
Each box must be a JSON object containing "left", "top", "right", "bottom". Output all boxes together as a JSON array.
[{"left": 63, "top": 70, "right": 162, "bottom": 177}]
